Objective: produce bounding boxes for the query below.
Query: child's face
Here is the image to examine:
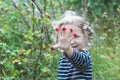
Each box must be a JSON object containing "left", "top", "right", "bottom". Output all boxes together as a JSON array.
[{"left": 61, "top": 24, "right": 86, "bottom": 50}]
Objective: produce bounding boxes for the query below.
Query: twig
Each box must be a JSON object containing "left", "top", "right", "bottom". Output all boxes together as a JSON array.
[
  {"left": 30, "top": 0, "right": 43, "bottom": 18},
  {"left": 13, "top": 2, "right": 31, "bottom": 28},
  {"left": 44, "top": 0, "right": 47, "bottom": 12},
  {"left": 29, "top": 1, "right": 45, "bottom": 80},
  {"left": 50, "top": 0, "right": 55, "bottom": 19},
  {"left": 58, "top": 0, "right": 64, "bottom": 13},
  {"left": 31, "top": 2, "right": 35, "bottom": 32},
  {"left": 30, "top": 0, "right": 44, "bottom": 32}
]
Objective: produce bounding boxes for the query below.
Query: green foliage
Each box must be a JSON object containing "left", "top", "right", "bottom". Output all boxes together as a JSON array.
[
  {"left": 0, "top": 0, "right": 120, "bottom": 80},
  {"left": 0, "top": 0, "right": 59, "bottom": 80}
]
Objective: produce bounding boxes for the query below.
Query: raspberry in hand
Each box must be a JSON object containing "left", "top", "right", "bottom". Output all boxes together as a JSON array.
[
  {"left": 62, "top": 27, "right": 66, "bottom": 31},
  {"left": 73, "top": 33, "right": 78, "bottom": 37},
  {"left": 50, "top": 46, "right": 54, "bottom": 51},
  {"left": 55, "top": 27, "right": 59, "bottom": 32},
  {"left": 69, "top": 28, "right": 73, "bottom": 32}
]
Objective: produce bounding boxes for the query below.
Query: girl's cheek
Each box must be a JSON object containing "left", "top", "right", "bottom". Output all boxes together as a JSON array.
[{"left": 76, "top": 38, "right": 83, "bottom": 43}]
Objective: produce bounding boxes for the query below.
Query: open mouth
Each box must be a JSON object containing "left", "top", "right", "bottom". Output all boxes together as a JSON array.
[
  {"left": 71, "top": 43, "right": 77, "bottom": 48},
  {"left": 71, "top": 46, "right": 77, "bottom": 48}
]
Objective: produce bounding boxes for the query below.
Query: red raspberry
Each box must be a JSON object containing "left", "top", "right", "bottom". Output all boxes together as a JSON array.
[
  {"left": 50, "top": 46, "right": 54, "bottom": 51},
  {"left": 55, "top": 27, "right": 59, "bottom": 32},
  {"left": 73, "top": 33, "right": 78, "bottom": 37},
  {"left": 62, "top": 27, "right": 66, "bottom": 31},
  {"left": 69, "top": 28, "right": 73, "bottom": 32}
]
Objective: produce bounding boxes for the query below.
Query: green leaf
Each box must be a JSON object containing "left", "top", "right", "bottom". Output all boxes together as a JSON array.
[
  {"left": 24, "top": 34, "right": 33, "bottom": 40},
  {"left": 25, "top": 49, "right": 31, "bottom": 55},
  {"left": 10, "top": 70, "right": 18, "bottom": 77},
  {"left": 43, "top": 18, "right": 50, "bottom": 24},
  {"left": 3, "top": 25, "right": 9, "bottom": 31}
]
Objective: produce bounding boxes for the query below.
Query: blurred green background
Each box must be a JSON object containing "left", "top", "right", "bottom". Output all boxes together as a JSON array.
[{"left": 0, "top": 0, "right": 120, "bottom": 80}]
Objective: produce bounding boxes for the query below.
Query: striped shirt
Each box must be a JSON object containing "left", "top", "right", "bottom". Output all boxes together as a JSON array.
[{"left": 58, "top": 49, "right": 92, "bottom": 80}]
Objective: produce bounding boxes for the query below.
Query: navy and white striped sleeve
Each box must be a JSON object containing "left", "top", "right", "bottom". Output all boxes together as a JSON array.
[{"left": 65, "top": 49, "right": 91, "bottom": 72}]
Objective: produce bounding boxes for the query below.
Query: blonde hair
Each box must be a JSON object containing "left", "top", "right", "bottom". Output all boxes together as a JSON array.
[{"left": 52, "top": 11, "right": 94, "bottom": 49}]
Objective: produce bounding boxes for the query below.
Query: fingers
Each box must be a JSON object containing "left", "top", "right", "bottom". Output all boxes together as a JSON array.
[
  {"left": 68, "top": 33, "right": 78, "bottom": 43},
  {"left": 61, "top": 26, "right": 66, "bottom": 36},
  {"left": 55, "top": 27, "right": 67, "bottom": 37},
  {"left": 66, "top": 28, "right": 73, "bottom": 37},
  {"left": 61, "top": 26, "right": 73, "bottom": 37},
  {"left": 54, "top": 26, "right": 79, "bottom": 38},
  {"left": 54, "top": 27, "right": 76, "bottom": 39},
  {"left": 54, "top": 27, "right": 61, "bottom": 37},
  {"left": 55, "top": 26, "right": 73, "bottom": 37}
]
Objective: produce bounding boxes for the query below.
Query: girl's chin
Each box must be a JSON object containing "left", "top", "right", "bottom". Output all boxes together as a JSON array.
[{"left": 71, "top": 46, "right": 81, "bottom": 50}]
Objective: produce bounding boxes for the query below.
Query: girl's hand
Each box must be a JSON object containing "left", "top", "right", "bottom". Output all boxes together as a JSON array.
[{"left": 50, "top": 27, "right": 77, "bottom": 51}]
